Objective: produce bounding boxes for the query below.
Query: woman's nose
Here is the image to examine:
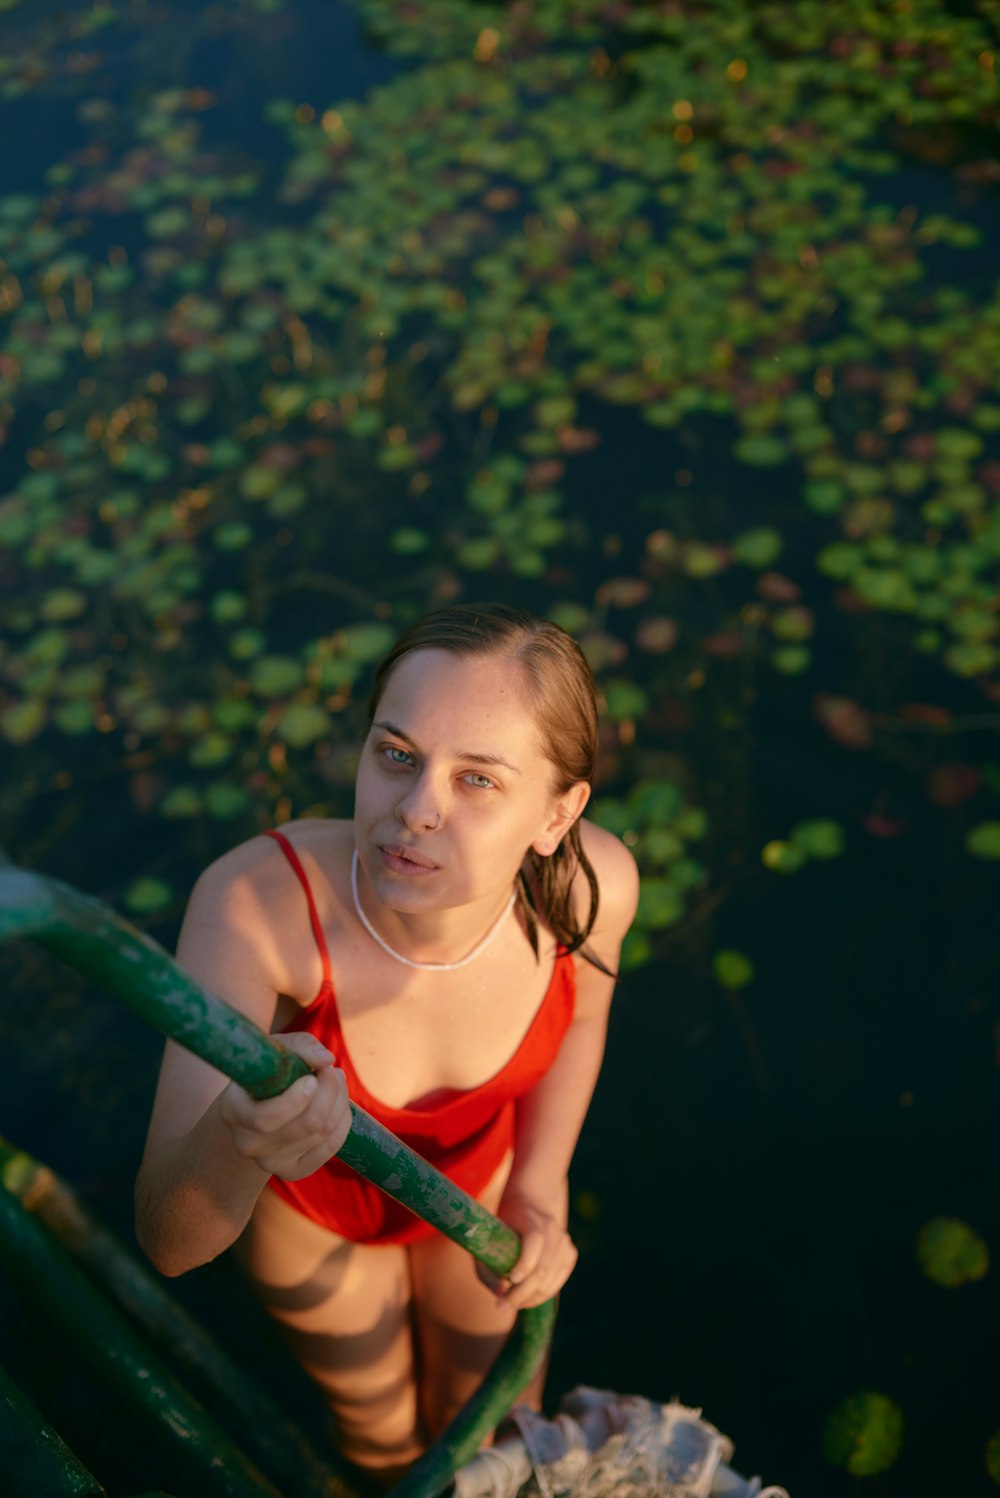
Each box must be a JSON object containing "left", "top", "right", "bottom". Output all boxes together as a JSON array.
[{"left": 395, "top": 774, "right": 444, "bottom": 832}]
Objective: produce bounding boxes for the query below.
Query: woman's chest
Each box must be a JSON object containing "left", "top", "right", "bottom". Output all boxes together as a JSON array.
[{"left": 323, "top": 941, "right": 562, "bottom": 1108}]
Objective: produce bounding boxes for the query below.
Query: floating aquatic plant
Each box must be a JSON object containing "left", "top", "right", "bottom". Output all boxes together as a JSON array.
[
  {"left": 712, "top": 950, "right": 754, "bottom": 990},
  {"left": 0, "top": 0, "right": 998, "bottom": 952},
  {"left": 916, "top": 1216, "right": 990, "bottom": 1287},
  {"left": 987, "top": 1427, "right": 1000, "bottom": 1486},
  {"left": 823, "top": 1390, "right": 904, "bottom": 1477}
]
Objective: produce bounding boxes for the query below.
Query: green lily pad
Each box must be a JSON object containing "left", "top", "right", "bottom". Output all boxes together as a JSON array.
[
  {"left": 268, "top": 484, "right": 308, "bottom": 517},
  {"left": 457, "top": 536, "right": 503, "bottom": 570},
  {"left": 211, "top": 701, "right": 255, "bottom": 733},
  {"left": 145, "top": 206, "right": 190, "bottom": 240},
  {"left": 816, "top": 542, "right": 863, "bottom": 580},
  {"left": 675, "top": 806, "right": 709, "bottom": 841},
  {"left": 734, "top": 434, "right": 789, "bottom": 467},
  {"left": 390, "top": 528, "right": 429, "bottom": 554},
  {"left": 935, "top": 427, "right": 983, "bottom": 461},
  {"left": 230, "top": 629, "right": 267, "bottom": 660},
  {"left": 682, "top": 543, "right": 727, "bottom": 578},
  {"left": 40, "top": 588, "right": 87, "bottom": 622},
  {"left": 589, "top": 799, "right": 630, "bottom": 838},
  {"left": 214, "top": 522, "right": 253, "bottom": 551},
  {"left": 25, "top": 629, "right": 69, "bottom": 665},
  {"left": 823, "top": 1391, "right": 903, "bottom": 1477},
  {"left": 771, "top": 645, "right": 811, "bottom": 674},
  {"left": 664, "top": 856, "right": 704, "bottom": 890},
  {"left": 966, "top": 823, "right": 1000, "bottom": 860},
  {"left": 340, "top": 621, "right": 396, "bottom": 664},
  {"left": 733, "top": 528, "right": 783, "bottom": 568},
  {"left": 917, "top": 1217, "right": 989, "bottom": 1287},
  {"left": 188, "top": 732, "right": 236, "bottom": 768},
  {"left": 533, "top": 395, "right": 576, "bottom": 428},
  {"left": 58, "top": 665, "right": 104, "bottom": 701},
  {"left": 620, "top": 928, "right": 653, "bottom": 972},
  {"left": 631, "top": 779, "right": 685, "bottom": 826},
  {"left": 713, "top": 950, "right": 754, "bottom": 990},
  {"left": 945, "top": 641, "right": 998, "bottom": 678},
  {"left": 510, "top": 548, "right": 546, "bottom": 578},
  {"left": 0, "top": 194, "right": 38, "bottom": 221},
  {"left": 790, "top": 819, "right": 845, "bottom": 859},
  {"left": 643, "top": 828, "right": 685, "bottom": 864},
  {"left": 636, "top": 877, "right": 685, "bottom": 930},
  {"left": 1, "top": 700, "right": 46, "bottom": 744},
  {"left": 204, "top": 782, "right": 251, "bottom": 819},
  {"left": 986, "top": 1428, "right": 1000, "bottom": 1485},
  {"left": 123, "top": 877, "right": 173, "bottom": 915},
  {"left": 548, "top": 602, "right": 591, "bottom": 635},
  {"left": 251, "top": 655, "right": 306, "bottom": 697},
  {"left": 53, "top": 701, "right": 93, "bottom": 735},
  {"left": 240, "top": 464, "right": 282, "bottom": 501},
  {"left": 209, "top": 438, "right": 245, "bottom": 469},
  {"left": 761, "top": 839, "right": 807, "bottom": 874},
  {"left": 277, "top": 702, "right": 332, "bottom": 748},
  {"left": 603, "top": 680, "right": 648, "bottom": 722},
  {"left": 771, "top": 606, "right": 814, "bottom": 642},
  {"left": 211, "top": 591, "right": 249, "bottom": 623},
  {"left": 161, "top": 786, "right": 203, "bottom": 819},
  {"left": 377, "top": 442, "right": 418, "bottom": 472},
  {"left": 949, "top": 608, "right": 998, "bottom": 642}
]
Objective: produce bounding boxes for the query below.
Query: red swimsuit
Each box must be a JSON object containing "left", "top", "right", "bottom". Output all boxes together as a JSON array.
[{"left": 262, "top": 829, "right": 577, "bottom": 1245}]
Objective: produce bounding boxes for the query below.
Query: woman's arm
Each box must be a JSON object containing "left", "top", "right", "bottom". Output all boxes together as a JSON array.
[
  {"left": 134, "top": 841, "right": 350, "bottom": 1277},
  {"left": 487, "top": 821, "right": 640, "bottom": 1309}
]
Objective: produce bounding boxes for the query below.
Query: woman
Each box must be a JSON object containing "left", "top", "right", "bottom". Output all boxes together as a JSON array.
[{"left": 135, "top": 603, "right": 639, "bottom": 1486}]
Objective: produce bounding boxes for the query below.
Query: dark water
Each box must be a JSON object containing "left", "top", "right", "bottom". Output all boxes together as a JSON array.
[{"left": 2, "top": 3, "right": 999, "bottom": 1496}]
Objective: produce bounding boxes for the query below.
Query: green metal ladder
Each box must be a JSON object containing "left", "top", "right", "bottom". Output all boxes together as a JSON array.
[{"left": 0, "top": 852, "right": 556, "bottom": 1498}]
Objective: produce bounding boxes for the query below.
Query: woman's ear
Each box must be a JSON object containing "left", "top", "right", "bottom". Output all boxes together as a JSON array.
[{"left": 532, "top": 781, "right": 591, "bottom": 857}]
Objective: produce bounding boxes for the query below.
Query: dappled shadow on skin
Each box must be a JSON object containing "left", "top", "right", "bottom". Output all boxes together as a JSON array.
[
  {"left": 259, "top": 1292, "right": 426, "bottom": 1484},
  {"left": 238, "top": 1233, "right": 356, "bottom": 1314},
  {"left": 415, "top": 1310, "right": 517, "bottom": 1377},
  {"left": 269, "top": 1299, "right": 416, "bottom": 1376}
]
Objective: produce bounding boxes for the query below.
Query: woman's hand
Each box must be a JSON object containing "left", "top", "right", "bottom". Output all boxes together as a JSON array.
[
  {"left": 476, "top": 1186, "right": 579, "bottom": 1311},
  {"left": 218, "top": 1032, "right": 352, "bottom": 1181}
]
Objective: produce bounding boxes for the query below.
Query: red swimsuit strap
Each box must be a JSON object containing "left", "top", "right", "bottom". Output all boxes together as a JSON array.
[{"left": 263, "top": 829, "right": 333, "bottom": 992}]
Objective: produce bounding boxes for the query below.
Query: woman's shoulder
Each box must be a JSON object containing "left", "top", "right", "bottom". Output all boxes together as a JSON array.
[
  {"left": 577, "top": 816, "right": 640, "bottom": 940},
  {"left": 181, "top": 819, "right": 353, "bottom": 1000},
  {"left": 190, "top": 817, "right": 353, "bottom": 912}
]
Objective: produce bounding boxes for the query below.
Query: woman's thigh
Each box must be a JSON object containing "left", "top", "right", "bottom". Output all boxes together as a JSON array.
[
  {"left": 237, "top": 1186, "right": 423, "bottom": 1471},
  {"left": 408, "top": 1151, "right": 548, "bottom": 1439}
]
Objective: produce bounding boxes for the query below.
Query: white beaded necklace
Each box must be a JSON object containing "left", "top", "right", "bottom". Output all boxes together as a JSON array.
[{"left": 350, "top": 848, "right": 517, "bottom": 972}]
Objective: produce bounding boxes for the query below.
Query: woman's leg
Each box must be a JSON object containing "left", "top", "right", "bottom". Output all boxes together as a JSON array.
[
  {"left": 236, "top": 1187, "right": 424, "bottom": 1482},
  {"left": 408, "top": 1152, "right": 548, "bottom": 1441}
]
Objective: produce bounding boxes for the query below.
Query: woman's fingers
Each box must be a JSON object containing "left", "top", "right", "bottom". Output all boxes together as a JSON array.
[
  {"left": 502, "top": 1245, "right": 578, "bottom": 1309},
  {"left": 275, "top": 1032, "right": 336, "bottom": 1070},
  {"left": 505, "top": 1229, "right": 545, "bottom": 1294},
  {"left": 486, "top": 1225, "right": 578, "bottom": 1311},
  {"left": 220, "top": 1054, "right": 352, "bottom": 1177}
]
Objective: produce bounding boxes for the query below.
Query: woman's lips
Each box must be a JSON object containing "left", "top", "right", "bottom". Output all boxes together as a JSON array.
[{"left": 379, "top": 845, "right": 439, "bottom": 874}]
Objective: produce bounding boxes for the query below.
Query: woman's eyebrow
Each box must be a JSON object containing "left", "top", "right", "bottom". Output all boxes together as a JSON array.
[{"left": 372, "top": 719, "right": 522, "bottom": 774}]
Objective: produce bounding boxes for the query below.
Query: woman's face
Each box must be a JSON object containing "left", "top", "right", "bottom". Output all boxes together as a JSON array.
[{"left": 354, "top": 648, "right": 588, "bottom": 914}]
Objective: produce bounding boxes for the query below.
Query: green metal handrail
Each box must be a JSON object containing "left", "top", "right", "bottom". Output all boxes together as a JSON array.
[
  {"left": 0, "top": 855, "right": 555, "bottom": 1498},
  {"left": 0, "top": 1359, "right": 105, "bottom": 1498},
  {"left": 0, "top": 1137, "right": 355, "bottom": 1498},
  {"left": 0, "top": 1179, "right": 286, "bottom": 1498}
]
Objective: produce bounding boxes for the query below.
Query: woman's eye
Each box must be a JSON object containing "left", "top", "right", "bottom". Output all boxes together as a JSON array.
[
  {"left": 466, "top": 772, "right": 495, "bottom": 789},
  {"left": 383, "top": 746, "right": 412, "bottom": 766}
]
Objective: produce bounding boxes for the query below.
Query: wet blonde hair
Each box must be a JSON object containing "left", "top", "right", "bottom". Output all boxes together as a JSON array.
[{"left": 368, "top": 603, "right": 608, "bottom": 969}]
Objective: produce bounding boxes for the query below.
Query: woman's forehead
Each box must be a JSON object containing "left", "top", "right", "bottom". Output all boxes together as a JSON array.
[{"left": 374, "top": 649, "right": 543, "bottom": 752}]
